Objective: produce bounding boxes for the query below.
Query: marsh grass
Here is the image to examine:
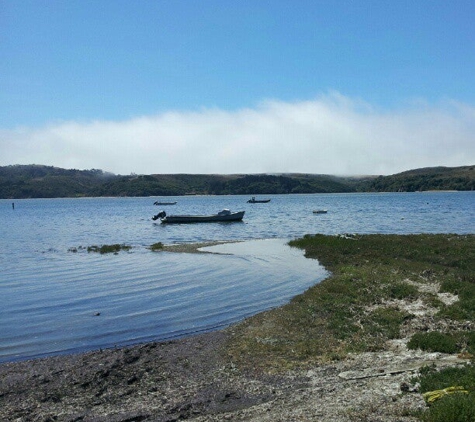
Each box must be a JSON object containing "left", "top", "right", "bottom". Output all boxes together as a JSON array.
[
  {"left": 438, "top": 277, "right": 475, "bottom": 321},
  {"left": 225, "top": 234, "right": 475, "bottom": 372},
  {"left": 408, "top": 332, "right": 458, "bottom": 354},
  {"left": 417, "top": 364, "right": 475, "bottom": 393},
  {"left": 68, "top": 246, "right": 85, "bottom": 253},
  {"left": 417, "top": 394, "right": 475, "bottom": 422},
  {"left": 86, "top": 244, "right": 132, "bottom": 254},
  {"left": 413, "top": 365, "right": 475, "bottom": 422},
  {"left": 386, "top": 281, "right": 419, "bottom": 300},
  {"left": 149, "top": 242, "right": 164, "bottom": 251}
]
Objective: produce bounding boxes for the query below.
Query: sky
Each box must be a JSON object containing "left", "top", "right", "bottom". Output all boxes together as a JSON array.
[{"left": 1, "top": 0, "right": 474, "bottom": 176}]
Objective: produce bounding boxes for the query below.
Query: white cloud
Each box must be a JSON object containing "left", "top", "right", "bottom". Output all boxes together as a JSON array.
[{"left": 1, "top": 93, "right": 474, "bottom": 175}]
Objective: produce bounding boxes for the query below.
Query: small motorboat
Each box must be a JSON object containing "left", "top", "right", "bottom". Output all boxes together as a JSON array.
[
  {"left": 313, "top": 209, "right": 328, "bottom": 214},
  {"left": 247, "top": 197, "right": 271, "bottom": 203},
  {"left": 153, "top": 201, "right": 177, "bottom": 205},
  {"left": 152, "top": 209, "right": 245, "bottom": 224}
]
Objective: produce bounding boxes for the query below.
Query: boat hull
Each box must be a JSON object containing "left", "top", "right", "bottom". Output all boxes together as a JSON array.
[
  {"left": 154, "top": 201, "right": 177, "bottom": 205},
  {"left": 161, "top": 211, "right": 245, "bottom": 224}
]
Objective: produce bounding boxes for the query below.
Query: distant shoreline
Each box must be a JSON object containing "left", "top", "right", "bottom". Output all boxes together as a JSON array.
[{"left": 1, "top": 164, "right": 473, "bottom": 199}]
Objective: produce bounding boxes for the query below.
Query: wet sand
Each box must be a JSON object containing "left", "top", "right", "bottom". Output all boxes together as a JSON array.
[
  {"left": 0, "top": 329, "right": 286, "bottom": 421},
  {"left": 3, "top": 321, "right": 463, "bottom": 422}
]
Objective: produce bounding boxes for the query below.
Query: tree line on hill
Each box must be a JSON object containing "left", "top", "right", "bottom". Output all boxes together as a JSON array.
[{"left": 0, "top": 164, "right": 473, "bottom": 199}]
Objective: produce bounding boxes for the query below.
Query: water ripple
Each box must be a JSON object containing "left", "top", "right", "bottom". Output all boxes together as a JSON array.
[
  {"left": 1, "top": 192, "right": 473, "bottom": 363},
  {"left": 0, "top": 238, "right": 326, "bottom": 362}
]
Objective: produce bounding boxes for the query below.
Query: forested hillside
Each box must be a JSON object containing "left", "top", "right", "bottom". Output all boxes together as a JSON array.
[
  {"left": 0, "top": 165, "right": 365, "bottom": 198},
  {"left": 0, "top": 165, "right": 114, "bottom": 199},
  {"left": 0, "top": 164, "right": 473, "bottom": 199},
  {"left": 363, "top": 166, "right": 474, "bottom": 192}
]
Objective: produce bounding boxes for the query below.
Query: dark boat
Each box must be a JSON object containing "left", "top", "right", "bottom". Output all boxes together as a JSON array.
[
  {"left": 152, "top": 209, "right": 245, "bottom": 224},
  {"left": 247, "top": 197, "right": 271, "bottom": 203},
  {"left": 153, "top": 201, "right": 177, "bottom": 205}
]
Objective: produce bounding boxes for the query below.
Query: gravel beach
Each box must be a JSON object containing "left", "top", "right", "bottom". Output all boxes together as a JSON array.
[{"left": 0, "top": 319, "right": 469, "bottom": 422}]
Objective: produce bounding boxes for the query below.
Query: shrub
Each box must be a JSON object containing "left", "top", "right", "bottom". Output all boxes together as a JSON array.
[
  {"left": 149, "top": 242, "right": 164, "bottom": 251},
  {"left": 386, "top": 281, "right": 419, "bottom": 300},
  {"left": 415, "top": 365, "right": 475, "bottom": 422},
  {"left": 419, "top": 394, "right": 475, "bottom": 422},
  {"left": 417, "top": 364, "right": 475, "bottom": 392},
  {"left": 408, "top": 332, "right": 458, "bottom": 354},
  {"left": 87, "top": 244, "right": 131, "bottom": 254},
  {"left": 467, "top": 331, "right": 475, "bottom": 355}
]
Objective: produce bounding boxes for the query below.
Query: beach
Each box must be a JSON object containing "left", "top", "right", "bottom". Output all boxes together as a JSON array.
[{"left": 0, "top": 309, "right": 468, "bottom": 422}]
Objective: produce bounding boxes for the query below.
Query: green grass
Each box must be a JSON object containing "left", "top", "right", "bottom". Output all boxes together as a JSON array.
[
  {"left": 417, "top": 364, "right": 475, "bottom": 392},
  {"left": 418, "top": 394, "right": 475, "bottom": 422},
  {"left": 86, "top": 244, "right": 132, "bottom": 254},
  {"left": 413, "top": 365, "right": 475, "bottom": 422},
  {"left": 438, "top": 277, "right": 475, "bottom": 321},
  {"left": 386, "top": 281, "right": 419, "bottom": 300},
  {"left": 408, "top": 332, "right": 459, "bottom": 354},
  {"left": 225, "top": 234, "right": 475, "bottom": 371},
  {"left": 362, "top": 307, "right": 411, "bottom": 340},
  {"left": 148, "top": 242, "right": 164, "bottom": 251}
]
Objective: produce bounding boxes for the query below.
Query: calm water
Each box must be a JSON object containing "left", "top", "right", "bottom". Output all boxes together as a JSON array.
[{"left": 1, "top": 192, "right": 474, "bottom": 362}]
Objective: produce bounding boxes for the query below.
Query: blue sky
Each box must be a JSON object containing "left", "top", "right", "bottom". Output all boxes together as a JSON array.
[{"left": 1, "top": 0, "right": 474, "bottom": 175}]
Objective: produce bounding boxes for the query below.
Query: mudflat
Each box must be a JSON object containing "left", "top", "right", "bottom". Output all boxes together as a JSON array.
[
  {"left": 1, "top": 330, "right": 281, "bottom": 421},
  {"left": 1, "top": 324, "right": 468, "bottom": 422}
]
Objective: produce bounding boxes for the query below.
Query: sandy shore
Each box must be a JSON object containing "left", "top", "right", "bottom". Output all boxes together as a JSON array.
[{"left": 160, "top": 241, "right": 233, "bottom": 254}]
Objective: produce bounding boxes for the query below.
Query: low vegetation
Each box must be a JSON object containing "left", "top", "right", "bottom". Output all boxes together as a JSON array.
[
  {"left": 414, "top": 364, "right": 475, "bottom": 422},
  {"left": 227, "top": 234, "right": 474, "bottom": 367},
  {"left": 408, "top": 332, "right": 459, "bottom": 354},
  {"left": 225, "top": 234, "right": 474, "bottom": 421},
  {"left": 86, "top": 244, "right": 132, "bottom": 254},
  {"left": 148, "top": 242, "right": 164, "bottom": 251}
]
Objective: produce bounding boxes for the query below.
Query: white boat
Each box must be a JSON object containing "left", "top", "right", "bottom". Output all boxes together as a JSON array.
[{"left": 152, "top": 209, "right": 245, "bottom": 224}]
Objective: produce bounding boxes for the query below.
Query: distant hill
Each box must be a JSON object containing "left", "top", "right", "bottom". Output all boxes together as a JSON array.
[
  {"left": 363, "top": 165, "right": 475, "bottom": 192},
  {"left": 0, "top": 164, "right": 473, "bottom": 199},
  {"left": 0, "top": 165, "right": 115, "bottom": 199}
]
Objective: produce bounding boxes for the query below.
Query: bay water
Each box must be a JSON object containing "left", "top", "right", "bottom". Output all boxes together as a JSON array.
[{"left": 1, "top": 192, "right": 473, "bottom": 362}]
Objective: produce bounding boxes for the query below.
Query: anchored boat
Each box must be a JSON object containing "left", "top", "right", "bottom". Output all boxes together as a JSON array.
[
  {"left": 153, "top": 201, "right": 177, "bottom": 205},
  {"left": 152, "top": 209, "right": 245, "bottom": 224},
  {"left": 247, "top": 197, "right": 271, "bottom": 203}
]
